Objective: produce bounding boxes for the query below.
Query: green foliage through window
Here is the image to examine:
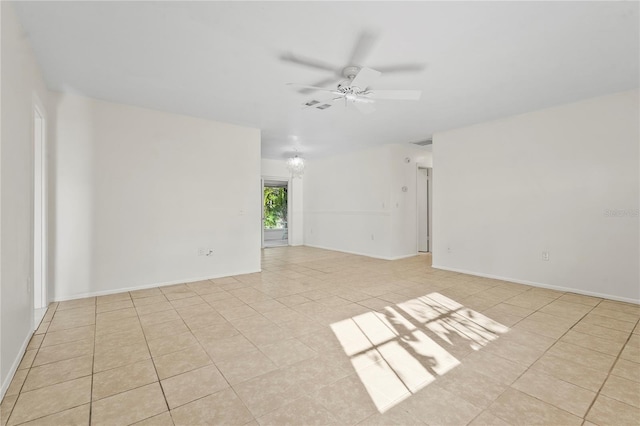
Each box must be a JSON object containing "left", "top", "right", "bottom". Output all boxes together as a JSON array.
[{"left": 264, "top": 187, "right": 287, "bottom": 229}]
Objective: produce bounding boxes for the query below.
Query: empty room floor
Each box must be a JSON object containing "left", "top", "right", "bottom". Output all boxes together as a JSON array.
[{"left": 1, "top": 246, "right": 639, "bottom": 426}]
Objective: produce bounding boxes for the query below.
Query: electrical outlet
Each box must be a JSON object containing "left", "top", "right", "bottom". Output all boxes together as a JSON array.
[
  {"left": 542, "top": 251, "right": 550, "bottom": 261},
  {"left": 371, "top": 234, "right": 375, "bottom": 240},
  {"left": 197, "top": 248, "right": 206, "bottom": 256},
  {"left": 447, "top": 247, "right": 452, "bottom": 254}
]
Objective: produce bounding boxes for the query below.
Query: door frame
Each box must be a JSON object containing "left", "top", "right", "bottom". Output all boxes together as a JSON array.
[
  {"left": 32, "top": 97, "right": 48, "bottom": 323},
  {"left": 416, "top": 164, "right": 432, "bottom": 253}
]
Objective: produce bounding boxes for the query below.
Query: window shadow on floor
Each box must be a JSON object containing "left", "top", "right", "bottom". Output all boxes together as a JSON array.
[{"left": 330, "top": 292, "right": 508, "bottom": 413}]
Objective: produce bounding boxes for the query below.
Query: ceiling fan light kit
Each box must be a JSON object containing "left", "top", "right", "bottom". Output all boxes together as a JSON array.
[{"left": 287, "top": 66, "right": 422, "bottom": 114}]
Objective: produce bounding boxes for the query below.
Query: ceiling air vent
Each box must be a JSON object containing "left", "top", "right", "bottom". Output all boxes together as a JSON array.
[
  {"left": 305, "top": 100, "right": 320, "bottom": 107},
  {"left": 412, "top": 139, "right": 432, "bottom": 146},
  {"left": 316, "top": 104, "right": 332, "bottom": 110}
]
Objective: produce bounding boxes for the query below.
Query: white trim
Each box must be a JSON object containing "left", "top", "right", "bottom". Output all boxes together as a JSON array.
[
  {"left": 53, "top": 269, "right": 261, "bottom": 302},
  {"left": 388, "top": 253, "right": 419, "bottom": 261},
  {"left": 261, "top": 177, "right": 265, "bottom": 248},
  {"left": 0, "top": 332, "right": 32, "bottom": 400},
  {"left": 32, "top": 100, "right": 48, "bottom": 314},
  {"left": 415, "top": 165, "right": 431, "bottom": 253},
  {"left": 303, "top": 243, "right": 417, "bottom": 261},
  {"left": 261, "top": 175, "right": 289, "bottom": 183},
  {"left": 432, "top": 264, "right": 640, "bottom": 305},
  {"left": 304, "top": 210, "right": 391, "bottom": 217}
]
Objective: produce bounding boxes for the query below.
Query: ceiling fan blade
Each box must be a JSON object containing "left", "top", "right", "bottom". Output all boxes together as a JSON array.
[
  {"left": 280, "top": 52, "right": 339, "bottom": 72},
  {"left": 297, "top": 76, "right": 341, "bottom": 95},
  {"left": 286, "top": 83, "right": 339, "bottom": 93},
  {"left": 366, "top": 90, "right": 422, "bottom": 100},
  {"left": 371, "top": 63, "right": 427, "bottom": 74},
  {"left": 353, "top": 101, "right": 376, "bottom": 114},
  {"left": 347, "top": 30, "right": 379, "bottom": 66},
  {"left": 350, "top": 67, "right": 382, "bottom": 90}
]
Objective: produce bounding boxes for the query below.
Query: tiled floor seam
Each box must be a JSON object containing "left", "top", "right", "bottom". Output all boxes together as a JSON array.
[
  {"left": 163, "top": 291, "right": 253, "bottom": 420},
  {"left": 582, "top": 316, "right": 640, "bottom": 421},
  {"left": 89, "top": 299, "right": 97, "bottom": 425},
  {"left": 132, "top": 293, "right": 171, "bottom": 419},
  {"left": 503, "top": 301, "right": 637, "bottom": 424},
  {"left": 230, "top": 387, "right": 257, "bottom": 425},
  {"left": 509, "top": 298, "right": 598, "bottom": 379},
  {"left": 11, "top": 403, "right": 88, "bottom": 426},
  {"left": 3, "top": 249, "right": 638, "bottom": 426},
  {"left": 475, "top": 299, "right": 600, "bottom": 425},
  {"left": 5, "top": 305, "right": 53, "bottom": 426}
]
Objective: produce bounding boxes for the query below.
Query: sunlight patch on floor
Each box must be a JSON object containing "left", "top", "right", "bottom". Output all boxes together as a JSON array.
[{"left": 330, "top": 292, "right": 508, "bottom": 413}]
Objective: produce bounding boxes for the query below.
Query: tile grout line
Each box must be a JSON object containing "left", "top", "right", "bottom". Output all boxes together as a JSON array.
[
  {"left": 4, "top": 337, "right": 39, "bottom": 425},
  {"left": 132, "top": 290, "right": 172, "bottom": 423},
  {"left": 6, "top": 305, "right": 54, "bottom": 425},
  {"left": 468, "top": 292, "right": 600, "bottom": 426},
  {"left": 89, "top": 296, "right": 163, "bottom": 420},
  {"left": 150, "top": 283, "right": 259, "bottom": 422},
  {"left": 3, "top": 250, "right": 638, "bottom": 426},
  {"left": 581, "top": 314, "right": 640, "bottom": 423},
  {"left": 89, "top": 297, "right": 97, "bottom": 426},
  {"left": 487, "top": 296, "right": 639, "bottom": 426},
  {"left": 6, "top": 303, "right": 94, "bottom": 426},
  {"left": 177, "top": 288, "right": 259, "bottom": 424},
  {"left": 447, "top": 288, "right": 569, "bottom": 426}
]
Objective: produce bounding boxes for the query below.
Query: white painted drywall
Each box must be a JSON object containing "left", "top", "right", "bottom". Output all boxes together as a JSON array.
[
  {"left": 303, "top": 144, "right": 431, "bottom": 260},
  {"left": 53, "top": 93, "right": 261, "bottom": 300},
  {"left": 433, "top": 90, "right": 640, "bottom": 302},
  {"left": 261, "top": 159, "right": 303, "bottom": 246},
  {"left": 0, "top": 2, "right": 52, "bottom": 396},
  {"left": 304, "top": 146, "right": 392, "bottom": 258}
]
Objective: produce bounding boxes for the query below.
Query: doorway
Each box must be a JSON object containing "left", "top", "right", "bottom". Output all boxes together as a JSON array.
[
  {"left": 417, "top": 167, "right": 432, "bottom": 253},
  {"left": 33, "top": 105, "right": 47, "bottom": 327},
  {"left": 262, "top": 179, "right": 289, "bottom": 247}
]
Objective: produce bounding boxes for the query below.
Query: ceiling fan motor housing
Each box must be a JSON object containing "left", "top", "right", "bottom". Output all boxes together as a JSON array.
[
  {"left": 338, "top": 66, "right": 365, "bottom": 94},
  {"left": 342, "top": 66, "right": 361, "bottom": 80}
]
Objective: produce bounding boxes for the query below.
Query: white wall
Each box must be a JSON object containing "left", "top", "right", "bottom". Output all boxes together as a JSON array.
[
  {"left": 0, "top": 2, "right": 52, "bottom": 396},
  {"left": 53, "top": 93, "right": 261, "bottom": 300},
  {"left": 433, "top": 90, "right": 639, "bottom": 303},
  {"left": 261, "top": 159, "right": 303, "bottom": 246},
  {"left": 303, "top": 144, "right": 431, "bottom": 260}
]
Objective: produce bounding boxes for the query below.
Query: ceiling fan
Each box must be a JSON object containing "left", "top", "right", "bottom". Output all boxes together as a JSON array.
[
  {"left": 287, "top": 66, "right": 422, "bottom": 114},
  {"left": 280, "top": 30, "right": 426, "bottom": 95}
]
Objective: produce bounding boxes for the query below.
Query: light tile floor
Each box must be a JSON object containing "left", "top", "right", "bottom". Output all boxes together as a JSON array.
[{"left": 1, "top": 247, "right": 639, "bottom": 425}]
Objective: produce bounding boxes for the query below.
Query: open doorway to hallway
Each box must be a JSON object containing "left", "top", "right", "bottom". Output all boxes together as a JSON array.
[
  {"left": 262, "top": 179, "right": 289, "bottom": 247},
  {"left": 417, "top": 166, "right": 432, "bottom": 253}
]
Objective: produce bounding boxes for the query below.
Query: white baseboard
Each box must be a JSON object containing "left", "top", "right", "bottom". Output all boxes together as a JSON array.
[
  {"left": 1, "top": 331, "right": 32, "bottom": 400},
  {"left": 304, "top": 243, "right": 393, "bottom": 260},
  {"left": 53, "top": 269, "right": 261, "bottom": 302},
  {"left": 432, "top": 264, "right": 640, "bottom": 305},
  {"left": 388, "top": 253, "right": 419, "bottom": 261},
  {"left": 303, "top": 243, "right": 418, "bottom": 261}
]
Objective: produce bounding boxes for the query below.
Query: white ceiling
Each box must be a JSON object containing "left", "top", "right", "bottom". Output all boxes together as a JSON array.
[{"left": 14, "top": 1, "right": 639, "bottom": 160}]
